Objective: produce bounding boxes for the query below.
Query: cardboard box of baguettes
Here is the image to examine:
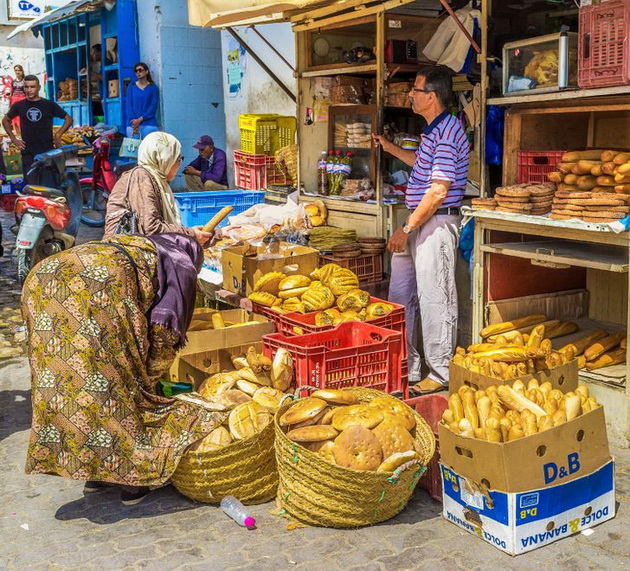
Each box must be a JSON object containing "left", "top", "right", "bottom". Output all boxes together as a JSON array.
[
  {"left": 169, "top": 308, "right": 274, "bottom": 384},
  {"left": 222, "top": 242, "right": 319, "bottom": 297},
  {"left": 448, "top": 358, "right": 579, "bottom": 394},
  {"left": 438, "top": 385, "right": 614, "bottom": 555}
]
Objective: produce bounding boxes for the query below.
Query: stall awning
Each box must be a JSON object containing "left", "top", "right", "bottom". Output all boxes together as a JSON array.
[
  {"left": 188, "top": 0, "right": 416, "bottom": 29},
  {"left": 7, "top": 0, "right": 103, "bottom": 39}
]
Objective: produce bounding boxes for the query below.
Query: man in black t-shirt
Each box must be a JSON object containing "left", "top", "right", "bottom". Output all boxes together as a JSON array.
[{"left": 2, "top": 75, "right": 73, "bottom": 180}]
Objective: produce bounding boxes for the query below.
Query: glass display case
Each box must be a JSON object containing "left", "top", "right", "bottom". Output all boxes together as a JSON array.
[{"left": 503, "top": 32, "right": 578, "bottom": 96}]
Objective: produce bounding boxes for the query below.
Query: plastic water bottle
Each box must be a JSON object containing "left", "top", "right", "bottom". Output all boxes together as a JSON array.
[
  {"left": 220, "top": 495, "right": 256, "bottom": 528},
  {"left": 318, "top": 151, "right": 329, "bottom": 195}
]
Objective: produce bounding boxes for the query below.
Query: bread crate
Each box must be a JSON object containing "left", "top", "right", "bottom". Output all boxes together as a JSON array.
[
  {"left": 578, "top": 0, "right": 630, "bottom": 89},
  {"left": 234, "top": 150, "right": 289, "bottom": 190},
  {"left": 262, "top": 322, "right": 405, "bottom": 395},
  {"left": 173, "top": 190, "right": 265, "bottom": 227},
  {"left": 319, "top": 253, "right": 383, "bottom": 285}
]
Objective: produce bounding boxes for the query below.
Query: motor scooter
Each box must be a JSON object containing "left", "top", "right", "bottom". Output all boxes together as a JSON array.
[
  {"left": 12, "top": 145, "right": 82, "bottom": 283},
  {"left": 80, "top": 127, "right": 135, "bottom": 227}
]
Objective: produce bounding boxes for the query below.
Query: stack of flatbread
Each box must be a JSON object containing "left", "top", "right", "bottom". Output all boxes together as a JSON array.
[
  {"left": 550, "top": 191, "right": 630, "bottom": 223},
  {"left": 494, "top": 183, "right": 555, "bottom": 215}
]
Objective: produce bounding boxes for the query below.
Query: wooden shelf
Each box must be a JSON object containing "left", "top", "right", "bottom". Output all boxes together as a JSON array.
[
  {"left": 488, "top": 84, "right": 630, "bottom": 106},
  {"left": 301, "top": 63, "right": 378, "bottom": 78},
  {"left": 480, "top": 240, "right": 629, "bottom": 272}
]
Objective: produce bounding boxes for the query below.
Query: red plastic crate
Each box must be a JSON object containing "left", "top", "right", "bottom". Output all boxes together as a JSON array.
[
  {"left": 578, "top": 0, "right": 630, "bottom": 89},
  {"left": 404, "top": 393, "right": 448, "bottom": 501},
  {"left": 517, "top": 150, "right": 566, "bottom": 184},
  {"left": 319, "top": 253, "right": 383, "bottom": 285},
  {"left": 234, "top": 150, "right": 289, "bottom": 190},
  {"left": 0, "top": 194, "right": 18, "bottom": 212},
  {"left": 262, "top": 322, "right": 405, "bottom": 395}
]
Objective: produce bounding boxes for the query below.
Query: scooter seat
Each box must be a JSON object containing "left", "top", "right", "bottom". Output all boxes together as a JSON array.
[
  {"left": 113, "top": 162, "right": 136, "bottom": 177},
  {"left": 22, "top": 185, "right": 65, "bottom": 199}
]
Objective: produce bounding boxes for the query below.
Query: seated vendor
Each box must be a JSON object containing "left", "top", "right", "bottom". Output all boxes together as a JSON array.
[{"left": 183, "top": 135, "right": 228, "bottom": 191}]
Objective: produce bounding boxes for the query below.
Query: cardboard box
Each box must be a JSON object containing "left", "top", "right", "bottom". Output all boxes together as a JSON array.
[
  {"left": 173, "top": 342, "right": 263, "bottom": 388},
  {"left": 441, "top": 459, "right": 615, "bottom": 555},
  {"left": 222, "top": 242, "right": 319, "bottom": 296},
  {"left": 448, "top": 358, "right": 578, "bottom": 394},
  {"left": 169, "top": 308, "right": 273, "bottom": 383},
  {"left": 438, "top": 406, "right": 609, "bottom": 492}
]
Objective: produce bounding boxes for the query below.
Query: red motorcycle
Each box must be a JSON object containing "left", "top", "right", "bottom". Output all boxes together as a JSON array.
[{"left": 80, "top": 128, "right": 135, "bottom": 227}]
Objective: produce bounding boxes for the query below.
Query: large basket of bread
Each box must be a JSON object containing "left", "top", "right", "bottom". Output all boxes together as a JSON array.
[
  {"left": 172, "top": 347, "right": 294, "bottom": 504},
  {"left": 274, "top": 387, "right": 435, "bottom": 527}
]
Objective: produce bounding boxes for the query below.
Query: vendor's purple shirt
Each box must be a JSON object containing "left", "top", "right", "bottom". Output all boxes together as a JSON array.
[{"left": 188, "top": 149, "right": 228, "bottom": 187}]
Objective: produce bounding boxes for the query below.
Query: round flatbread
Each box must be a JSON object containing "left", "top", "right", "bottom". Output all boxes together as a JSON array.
[
  {"left": 291, "top": 407, "right": 329, "bottom": 429},
  {"left": 311, "top": 389, "right": 359, "bottom": 405},
  {"left": 377, "top": 450, "right": 419, "bottom": 473},
  {"left": 252, "top": 387, "right": 285, "bottom": 411},
  {"left": 372, "top": 420, "right": 417, "bottom": 458},
  {"left": 332, "top": 425, "right": 383, "bottom": 471},
  {"left": 368, "top": 396, "right": 416, "bottom": 430},
  {"left": 280, "top": 397, "right": 328, "bottom": 426},
  {"left": 316, "top": 440, "right": 335, "bottom": 463},
  {"left": 495, "top": 196, "right": 531, "bottom": 204},
  {"left": 332, "top": 404, "right": 384, "bottom": 431},
  {"left": 215, "top": 389, "right": 252, "bottom": 408},
  {"left": 287, "top": 425, "right": 339, "bottom": 442}
]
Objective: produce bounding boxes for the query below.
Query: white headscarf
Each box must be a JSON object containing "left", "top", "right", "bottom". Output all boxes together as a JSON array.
[{"left": 137, "top": 131, "right": 182, "bottom": 225}]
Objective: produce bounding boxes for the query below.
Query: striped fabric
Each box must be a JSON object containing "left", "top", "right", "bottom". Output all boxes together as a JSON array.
[{"left": 405, "top": 111, "right": 470, "bottom": 210}]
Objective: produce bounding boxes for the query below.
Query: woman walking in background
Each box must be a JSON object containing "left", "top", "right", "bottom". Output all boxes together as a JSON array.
[
  {"left": 9, "top": 65, "right": 26, "bottom": 133},
  {"left": 125, "top": 62, "right": 159, "bottom": 138}
]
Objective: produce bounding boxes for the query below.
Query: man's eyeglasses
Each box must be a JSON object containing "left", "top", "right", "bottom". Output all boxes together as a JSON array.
[
  {"left": 134, "top": 68, "right": 146, "bottom": 73},
  {"left": 410, "top": 88, "right": 431, "bottom": 94}
]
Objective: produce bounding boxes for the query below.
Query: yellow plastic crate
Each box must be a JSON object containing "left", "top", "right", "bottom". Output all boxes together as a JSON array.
[{"left": 239, "top": 114, "right": 296, "bottom": 155}]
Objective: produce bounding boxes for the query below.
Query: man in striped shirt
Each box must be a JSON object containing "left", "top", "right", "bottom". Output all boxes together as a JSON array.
[{"left": 373, "top": 66, "right": 470, "bottom": 393}]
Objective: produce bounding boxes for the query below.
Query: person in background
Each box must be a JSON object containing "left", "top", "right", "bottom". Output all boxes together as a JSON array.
[
  {"left": 125, "top": 62, "right": 159, "bottom": 138},
  {"left": 104, "top": 131, "right": 213, "bottom": 246},
  {"left": 2, "top": 75, "right": 73, "bottom": 180},
  {"left": 183, "top": 135, "right": 228, "bottom": 191},
  {"left": 9, "top": 65, "right": 26, "bottom": 133},
  {"left": 373, "top": 65, "right": 470, "bottom": 395},
  {"left": 22, "top": 232, "right": 226, "bottom": 506}
]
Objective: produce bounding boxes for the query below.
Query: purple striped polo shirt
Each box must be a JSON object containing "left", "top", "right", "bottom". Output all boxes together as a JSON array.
[{"left": 405, "top": 110, "right": 470, "bottom": 210}]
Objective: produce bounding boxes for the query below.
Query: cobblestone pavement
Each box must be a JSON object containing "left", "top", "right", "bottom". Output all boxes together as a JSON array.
[{"left": 1, "top": 210, "right": 629, "bottom": 570}]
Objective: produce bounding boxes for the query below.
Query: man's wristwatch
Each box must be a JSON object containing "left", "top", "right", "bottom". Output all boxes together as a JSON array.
[{"left": 402, "top": 221, "right": 412, "bottom": 234}]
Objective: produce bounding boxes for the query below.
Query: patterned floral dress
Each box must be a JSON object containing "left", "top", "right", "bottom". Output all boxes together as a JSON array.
[{"left": 22, "top": 234, "right": 225, "bottom": 487}]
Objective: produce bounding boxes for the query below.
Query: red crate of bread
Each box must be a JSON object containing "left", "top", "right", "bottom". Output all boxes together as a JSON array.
[
  {"left": 319, "top": 253, "right": 383, "bottom": 285},
  {"left": 578, "top": 0, "right": 630, "bottom": 89},
  {"left": 262, "top": 322, "right": 405, "bottom": 396},
  {"left": 234, "top": 150, "right": 289, "bottom": 190},
  {"left": 404, "top": 393, "right": 448, "bottom": 501}
]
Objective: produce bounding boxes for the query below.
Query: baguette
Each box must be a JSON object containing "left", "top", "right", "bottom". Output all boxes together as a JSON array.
[
  {"left": 584, "top": 331, "right": 625, "bottom": 361},
  {"left": 596, "top": 175, "right": 616, "bottom": 186},
  {"left": 615, "top": 184, "right": 630, "bottom": 194},
  {"left": 462, "top": 391, "right": 480, "bottom": 429},
  {"left": 601, "top": 161, "right": 617, "bottom": 175},
  {"left": 573, "top": 160, "right": 601, "bottom": 175},
  {"left": 508, "top": 425, "right": 525, "bottom": 441},
  {"left": 563, "top": 173, "right": 578, "bottom": 185},
  {"left": 558, "top": 330, "right": 607, "bottom": 356},
  {"left": 499, "top": 417, "right": 512, "bottom": 441},
  {"left": 485, "top": 418, "right": 502, "bottom": 442},
  {"left": 563, "top": 150, "right": 608, "bottom": 162},
  {"left": 202, "top": 206, "right": 233, "bottom": 232},
  {"left": 590, "top": 164, "right": 603, "bottom": 176},
  {"left": 538, "top": 415, "right": 554, "bottom": 432},
  {"left": 497, "top": 385, "right": 547, "bottom": 418},
  {"left": 617, "top": 163, "right": 630, "bottom": 175},
  {"left": 601, "top": 150, "right": 617, "bottom": 162},
  {"left": 565, "top": 394, "right": 582, "bottom": 421},
  {"left": 480, "top": 314, "right": 547, "bottom": 338},
  {"left": 211, "top": 313, "right": 226, "bottom": 329},
  {"left": 526, "top": 324, "right": 545, "bottom": 349},
  {"left": 612, "top": 152, "right": 630, "bottom": 165},
  {"left": 585, "top": 347, "right": 626, "bottom": 370},
  {"left": 472, "top": 347, "right": 542, "bottom": 362},
  {"left": 442, "top": 409, "right": 454, "bottom": 424},
  {"left": 576, "top": 176, "right": 598, "bottom": 191},
  {"left": 487, "top": 319, "right": 560, "bottom": 343},
  {"left": 614, "top": 172, "right": 630, "bottom": 184},
  {"left": 557, "top": 162, "right": 577, "bottom": 174},
  {"left": 448, "top": 394, "right": 465, "bottom": 422},
  {"left": 545, "top": 321, "right": 579, "bottom": 339},
  {"left": 547, "top": 171, "right": 563, "bottom": 183}
]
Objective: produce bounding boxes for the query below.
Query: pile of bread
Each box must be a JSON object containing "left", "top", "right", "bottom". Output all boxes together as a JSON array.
[
  {"left": 280, "top": 390, "right": 421, "bottom": 472},
  {"left": 304, "top": 200, "right": 327, "bottom": 228},
  {"left": 191, "top": 347, "right": 293, "bottom": 452},
  {"left": 441, "top": 380, "right": 601, "bottom": 442},
  {"left": 548, "top": 150, "right": 630, "bottom": 223},
  {"left": 248, "top": 263, "right": 394, "bottom": 325},
  {"left": 470, "top": 183, "right": 555, "bottom": 214},
  {"left": 453, "top": 315, "right": 578, "bottom": 380}
]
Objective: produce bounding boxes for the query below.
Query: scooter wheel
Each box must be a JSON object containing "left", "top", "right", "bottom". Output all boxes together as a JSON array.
[
  {"left": 81, "top": 182, "right": 108, "bottom": 227},
  {"left": 16, "top": 248, "right": 33, "bottom": 285}
]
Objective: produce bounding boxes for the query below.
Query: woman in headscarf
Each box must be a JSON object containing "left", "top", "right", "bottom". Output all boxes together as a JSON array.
[
  {"left": 23, "top": 232, "right": 226, "bottom": 505},
  {"left": 104, "top": 131, "right": 213, "bottom": 245}
]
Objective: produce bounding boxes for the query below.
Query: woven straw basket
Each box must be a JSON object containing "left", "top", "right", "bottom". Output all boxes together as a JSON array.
[
  {"left": 274, "top": 387, "right": 435, "bottom": 528},
  {"left": 171, "top": 419, "right": 278, "bottom": 504}
]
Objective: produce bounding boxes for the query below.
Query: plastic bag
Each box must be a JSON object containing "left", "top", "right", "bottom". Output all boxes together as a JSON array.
[{"left": 485, "top": 105, "right": 504, "bottom": 166}]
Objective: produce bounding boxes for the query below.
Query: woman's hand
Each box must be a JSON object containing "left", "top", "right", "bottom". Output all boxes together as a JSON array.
[{"left": 191, "top": 226, "right": 213, "bottom": 247}]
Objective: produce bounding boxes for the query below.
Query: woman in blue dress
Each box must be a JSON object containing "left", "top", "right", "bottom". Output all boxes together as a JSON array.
[{"left": 125, "top": 62, "right": 159, "bottom": 138}]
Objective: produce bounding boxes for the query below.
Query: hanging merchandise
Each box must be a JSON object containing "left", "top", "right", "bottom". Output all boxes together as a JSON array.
[
  {"left": 313, "top": 96, "right": 330, "bottom": 122},
  {"left": 422, "top": 2, "right": 480, "bottom": 73},
  {"left": 485, "top": 105, "right": 504, "bottom": 166}
]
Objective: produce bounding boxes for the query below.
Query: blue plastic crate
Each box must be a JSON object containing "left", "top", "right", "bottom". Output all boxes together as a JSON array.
[{"left": 173, "top": 190, "right": 265, "bottom": 228}]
